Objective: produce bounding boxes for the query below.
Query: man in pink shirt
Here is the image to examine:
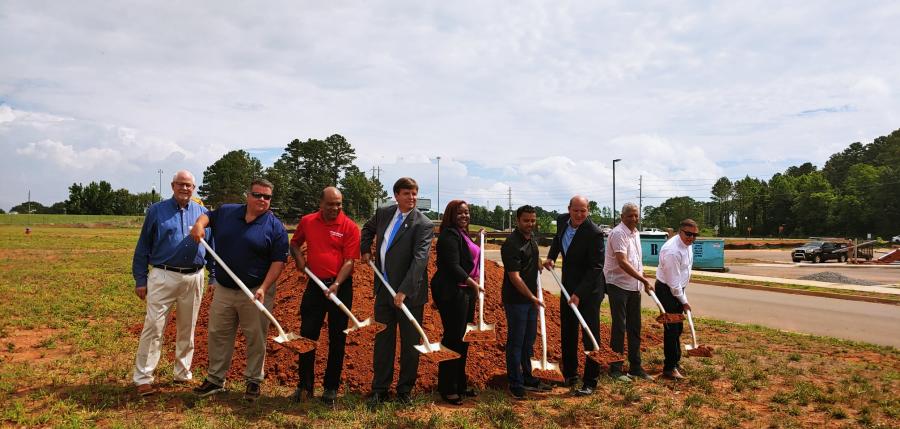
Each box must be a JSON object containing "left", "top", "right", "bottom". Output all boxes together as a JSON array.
[{"left": 603, "top": 203, "right": 655, "bottom": 382}]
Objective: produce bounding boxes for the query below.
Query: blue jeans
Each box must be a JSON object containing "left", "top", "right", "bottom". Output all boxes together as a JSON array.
[{"left": 504, "top": 303, "right": 539, "bottom": 389}]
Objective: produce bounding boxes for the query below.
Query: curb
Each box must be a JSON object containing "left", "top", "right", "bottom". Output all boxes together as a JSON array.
[{"left": 661, "top": 275, "right": 900, "bottom": 306}]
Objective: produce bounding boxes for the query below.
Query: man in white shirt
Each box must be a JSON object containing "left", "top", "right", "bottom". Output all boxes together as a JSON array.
[
  {"left": 655, "top": 219, "right": 699, "bottom": 380},
  {"left": 603, "top": 203, "right": 654, "bottom": 382}
]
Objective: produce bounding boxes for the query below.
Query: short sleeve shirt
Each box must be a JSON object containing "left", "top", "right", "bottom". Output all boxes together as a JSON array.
[
  {"left": 501, "top": 228, "right": 539, "bottom": 304},
  {"left": 291, "top": 211, "right": 360, "bottom": 279},
  {"left": 208, "top": 204, "right": 289, "bottom": 290},
  {"left": 603, "top": 222, "right": 643, "bottom": 291}
]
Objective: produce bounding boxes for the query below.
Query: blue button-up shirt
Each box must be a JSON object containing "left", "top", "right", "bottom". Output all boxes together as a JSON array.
[
  {"left": 132, "top": 198, "right": 211, "bottom": 287},
  {"left": 207, "top": 204, "right": 289, "bottom": 291},
  {"left": 562, "top": 219, "right": 579, "bottom": 255}
]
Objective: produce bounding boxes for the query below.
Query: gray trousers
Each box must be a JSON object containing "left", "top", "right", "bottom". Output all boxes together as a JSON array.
[
  {"left": 607, "top": 283, "right": 643, "bottom": 373},
  {"left": 205, "top": 284, "right": 276, "bottom": 386}
]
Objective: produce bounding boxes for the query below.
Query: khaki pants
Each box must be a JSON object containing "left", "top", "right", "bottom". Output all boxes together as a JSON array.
[
  {"left": 205, "top": 284, "right": 276, "bottom": 386},
  {"left": 133, "top": 268, "right": 204, "bottom": 385}
]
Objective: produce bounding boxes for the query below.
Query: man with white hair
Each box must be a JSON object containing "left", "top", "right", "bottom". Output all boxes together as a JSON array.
[
  {"left": 131, "top": 170, "right": 212, "bottom": 396},
  {"left": 603, "top": 202, "right": 654, "bottom": 382}
]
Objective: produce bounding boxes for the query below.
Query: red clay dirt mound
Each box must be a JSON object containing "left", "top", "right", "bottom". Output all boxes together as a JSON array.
[{"left": 132, "top": 246, "right": 663, "bottom": 393}]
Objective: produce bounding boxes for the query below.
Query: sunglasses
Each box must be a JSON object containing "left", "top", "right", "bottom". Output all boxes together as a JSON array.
[
  {"left": 250, "top": 192, "right": 273, "bottom": 201},
  {"left": 681, "top": 230, "right": 699, "bottom": 238}
]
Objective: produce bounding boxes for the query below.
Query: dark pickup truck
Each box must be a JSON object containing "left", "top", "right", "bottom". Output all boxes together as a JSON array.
[{"left": 792, "top": 241, "right": 848, "bottom": 263}]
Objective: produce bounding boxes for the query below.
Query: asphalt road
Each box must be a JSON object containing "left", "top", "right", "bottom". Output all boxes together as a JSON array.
[{"left": 485, "top": 249, "right": 900, "bottom": 348}]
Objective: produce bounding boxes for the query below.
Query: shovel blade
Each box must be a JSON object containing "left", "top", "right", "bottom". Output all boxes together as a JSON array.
[
  {"left": 686, "top": 345, "right": 714, "bottom": 357},
  {"left": 343, "top": 318, "right": 386, "bottom": 336},
  {"left": 274, "top": 333, "right": 317, "bottom": 354},
  {"left": 414, "top": 342, "right": 461, "bottom": 363},
  {"left": 530, "top": 359, "right": 560, "bottom": 373},
  {"left": 584, "top": 349, "right": 625, "bottom": 365},
  {"left": 463, "top": 323, "right": 497, "bottom": 342}
]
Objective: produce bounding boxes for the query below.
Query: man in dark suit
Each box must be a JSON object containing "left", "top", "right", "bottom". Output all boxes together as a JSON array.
[
  {"left": 360, "top": 177, "right": 435, "bottom": 407},
  {"left": 543, "top": 195, "right": 605, "bottom": 396}
]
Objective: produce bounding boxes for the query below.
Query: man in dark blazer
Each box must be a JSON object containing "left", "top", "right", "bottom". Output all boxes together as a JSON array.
[
  {"left": 360, "top": 177, "right": 435, "bottom": 407},
  {"left": 543, "top": 195, "right": 605, "bottom": 396}
]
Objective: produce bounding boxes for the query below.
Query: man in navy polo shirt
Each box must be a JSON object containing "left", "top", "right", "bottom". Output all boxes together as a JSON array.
[
  {"left": 189, "top": 178, "right": 289, "bottom": 401},
  {"left": 131, "top": 170, "right": 212, "bottom": 396}
]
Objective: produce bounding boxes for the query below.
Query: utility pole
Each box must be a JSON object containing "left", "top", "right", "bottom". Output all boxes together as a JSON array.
[
  {"left": 157, "top": 169, "right": 164, "bottom": 202},
  {"left": 27, "top": 190, "right": 31, "bottom": 214},
  {"left": 612, "top": 159, "right": 621, "bottom": 224},
  {"left": 370, "top": 165, "right": 382, "bottom": 211},
  {"left": 507, "top": 187, "right": 512, "bottom": 232},
  {"left": 436, "top": 156, "right": 441, "bottom": 216},
  {"left": 638, "top": 175, "right": 642, "bottom": 230}
]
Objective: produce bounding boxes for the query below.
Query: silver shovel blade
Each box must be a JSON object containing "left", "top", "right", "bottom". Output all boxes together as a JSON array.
[
  {"left": 463, "top": 323, "right": 497, "bottom": 342},
  {"left": 343, "top": 318, "right": 386, "bottom": 335},
  {"left": 530, "top": 359, "right": 560, "bottom": 372},
  {"left": 273, "top": 332, "right": 317, "bottom": 354},
  {"left": 415, "top": 342, "right": 461, "bottom": 362}
]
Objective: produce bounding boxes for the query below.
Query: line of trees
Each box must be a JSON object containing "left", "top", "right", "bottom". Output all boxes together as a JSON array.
[
  {"left": 643, "top": 128, "right": 900, "bottom": 239},
  {"left": 8, "top": 181, "right": 158, "bottom": 215}
]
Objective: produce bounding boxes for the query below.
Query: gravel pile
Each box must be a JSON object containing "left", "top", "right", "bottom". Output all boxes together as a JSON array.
[{"left": 799, "top": 272, "right": 881, "bottom": 286}]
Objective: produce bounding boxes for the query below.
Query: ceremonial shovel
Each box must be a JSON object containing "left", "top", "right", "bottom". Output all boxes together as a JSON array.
[
  {"left": 549, "top": 270, "right": 623, "bottom": 365},
  {"left": 368, "top": 261, "right": 460, "bottom": 363},
  {"left": 684, "top": 310, "right": 713, "bottom": 357},
  {"left": 304, "top": 267, "right": 385, "bottom": 335},
  {"left": 530, "top": 272, "right": 561, "bottom": 376},
  {"left": 648, "top": 290, "right": 685, "bottom": 324},
  {"left": 200, "top": 239, "right": 316, "bottom": 353},
  {"left": 463, "top": 231, "right": 496, "bottom": 342}
]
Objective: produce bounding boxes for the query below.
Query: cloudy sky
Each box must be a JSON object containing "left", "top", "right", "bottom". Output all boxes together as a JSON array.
[{"left": 2, "top": 1, "right": 899, "bottom": 213}]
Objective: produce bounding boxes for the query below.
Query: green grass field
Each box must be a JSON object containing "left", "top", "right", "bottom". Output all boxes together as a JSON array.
[
  {"left": 0, "top": 214, "right": 145, "bottom": 228},
  {"left": 0, "top": 225, "right": 898, "bottom": 428}
]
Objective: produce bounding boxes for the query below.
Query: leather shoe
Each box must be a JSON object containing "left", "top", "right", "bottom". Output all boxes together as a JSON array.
[
  {"left": 574, "top": 385, "right": 594, "bottom": 397},
  {"left": 563, "top": 376, "right": 579, "bottom": 387},
  {"left": 461, "top": 388, "right": 478, "bottom": 398},
  {"left": 321, "top": 389, "right": 337, "bottom": 406},
  {"left": 440, "top": 393, "right": 463, "bottom": 405},
  {"left": 367, "top": 392, "right": 389, "bottom": 410},
  {"left": 396, "top": 392, "right": 413, "bottom": 405},
  {"left": 629, "top": 370, "right": 655, "bottom": 381},
  {"left": 663, "top": 368, "right": 685, "bottom": 380}
]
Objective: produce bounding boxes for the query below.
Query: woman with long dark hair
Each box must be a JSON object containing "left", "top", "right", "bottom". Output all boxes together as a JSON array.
[{"left": 430, "top": 200, "right": 484, "bottom": 405}]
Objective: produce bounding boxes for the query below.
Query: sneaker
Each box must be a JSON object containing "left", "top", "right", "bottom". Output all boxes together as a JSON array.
[
  {"left": 609, "top": 371, "right": 632, "bottom": 383},
  {"left": 510, "top": 387, "right": 526, "bottom": 400},
  {"left": 244, "top": 382, "right": 261, "bottom": 402},
  {"left": 136, "top": 383, "right": 156, "bottom": 397},
  {"left": 193, "top": 380, "right": 224, "bottom": 397},
  {"left": 523, "top": 380, "right": 552, "bottom": 392},
  {"left": 574, "top": 385, "right": 594, "bottom": 397},
  {"left": 321, "top": 389, "right": 337, "bottom": 406},
  {"left": 629, "top": 370, "right": 655, "bottom": 381}
]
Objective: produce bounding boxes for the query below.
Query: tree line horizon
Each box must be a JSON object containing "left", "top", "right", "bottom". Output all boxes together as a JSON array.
[{"left": 7, "top": 129, "right": 899, "bottom": 240}]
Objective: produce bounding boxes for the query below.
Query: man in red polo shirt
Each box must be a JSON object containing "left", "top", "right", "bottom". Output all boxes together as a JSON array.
[{"left": 289, "top": 186, "right": 361, "bottom": 405}]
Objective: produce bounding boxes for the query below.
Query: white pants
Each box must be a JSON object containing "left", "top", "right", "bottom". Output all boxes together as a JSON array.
[{"left": 132, "top": 268, "right": 204, "bottom": 385}]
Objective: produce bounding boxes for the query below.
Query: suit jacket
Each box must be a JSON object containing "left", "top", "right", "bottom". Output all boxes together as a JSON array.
[
  {"left": 360, "top": 204, "right": 435, "bottom": 307},
  {"left": 430, "top": 227, "right": 476, "bottom": 302},
  {"left": 546, "top": 214, "right": 605, "bottom": 299}
]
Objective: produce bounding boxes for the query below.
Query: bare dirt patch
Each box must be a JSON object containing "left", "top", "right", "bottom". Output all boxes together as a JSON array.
[{"left": 0, "top": 327, "right": 70, "bottom": 364}]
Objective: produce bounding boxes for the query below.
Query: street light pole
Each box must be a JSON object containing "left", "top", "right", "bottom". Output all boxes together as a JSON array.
[
  {"left": 612, "top": 158, "right": 621, "bottom": 224},
  {"left": 436, "top": 156, "right": 441, "bottom": 216},
  {"left": 157, "top": 169, "right": 164, "bottom": 202}
]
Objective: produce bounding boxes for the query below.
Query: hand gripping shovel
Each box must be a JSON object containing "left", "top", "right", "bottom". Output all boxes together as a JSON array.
[
  {"left": 368, "top": 261, "right": 460, "bottom": 363},
  {"left": 200, "top": 239, "right": 316, "bottom": 354},
  {"left": 649, "top": 290, "right": 685, "bottom": 324},
  {"left": 304, "top": 267, "right": 385, "bottom": 336},
  {"left": 530, "top": 272, "right": 561, "bottom": 377},
  {"left": 463, "top": 230, "right": 496, "bottom": 342},
  {"left": 549, "top": 270, "right": 623, "bottom": 365},
  {"left": 684, "top": 310, "right": 713, "bottom": 357}
]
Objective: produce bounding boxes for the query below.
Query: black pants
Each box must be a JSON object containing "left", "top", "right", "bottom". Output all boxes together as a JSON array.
[
  {"left": 297, "top": 277, "right": 352, "bottom": 392},
  {"left": 654, "top": 280, "right": 684, "bottom": 371},
  {"left": 607, "top": 284, "right": 643, "bottom": 373},
  {"left": 436, "top": 287, "right": 476, "bottom": 396},
  {"left": 560, "top": 291, "right": 603, "bottom": 387},
  {"left": 371, "top": 291, "right": 424, "bottom": 395}
]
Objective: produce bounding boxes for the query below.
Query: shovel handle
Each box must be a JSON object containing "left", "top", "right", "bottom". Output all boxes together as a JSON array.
[
  {"left": 304, "top": 267, "right": 364, "bottom": 327},
  {"left": 536, "top": 272, "right": 549, "bottom": 363},
  {"left": 477, "top": 230, "right": 486, "bottom": 325},
  {"left": 686, "top": 309, "right": 699, "bottom": 348},
  {"left": 200, "top": 238, "right": 288, "bottom": 338},
  {"left": 648, "top": 289, "right": 667, "bottom": 314},
  {"left": 550, "top": 270, "right": 600, "bottom": 351},
  {"left": 368, "top": 261, "right": 433, "bottom": 345}
]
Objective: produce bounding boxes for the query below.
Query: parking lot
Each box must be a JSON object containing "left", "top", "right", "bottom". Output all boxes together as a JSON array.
[{"left": 726, "top": 249, "right": 900, "bottom": 286}]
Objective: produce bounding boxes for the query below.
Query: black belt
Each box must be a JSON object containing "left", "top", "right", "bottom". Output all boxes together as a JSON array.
[{"left": 153, "top": 264, "right": 203, "bottom": 274}]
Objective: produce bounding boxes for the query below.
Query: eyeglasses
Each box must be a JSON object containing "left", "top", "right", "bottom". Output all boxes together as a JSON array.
[
  {"left": 681, "top": 230, "right": 699, "bottom": 238},
  {"left": 173, "top": 182, "right": 194, "bottom": 189},
  {"left": 250, "top": 192, "right": 273, "bottom": 201}
]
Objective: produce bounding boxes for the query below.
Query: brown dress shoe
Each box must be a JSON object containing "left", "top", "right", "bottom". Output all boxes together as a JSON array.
[
  {"left": 662, "top": 368, "right": 685, "bottom": 380},
  {"left": 136, "top": 384, "right": 157, "bottom": 396}
]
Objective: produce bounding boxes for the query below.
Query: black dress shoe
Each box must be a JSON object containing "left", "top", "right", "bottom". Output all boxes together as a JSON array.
[
  {"left": 396, "top": 392, "right": 413, "bottom": 405},
  {"left": 563, "top": 376, "right": 579, "bottom": 387},
  {"left": 440, "top": 393, "right": 463, "bottom": 405},
  {"left": 461, "top": 388, "right": 478, "bottom": 398},
  {"left": 321, "top": 389, "right": 338, "bottom": 405},
  {"left": 367, "top": 392, "right": 389, "bottom": 409},
  {"left": 574, "top": 385, "right": 594, "bottom": 397}
]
